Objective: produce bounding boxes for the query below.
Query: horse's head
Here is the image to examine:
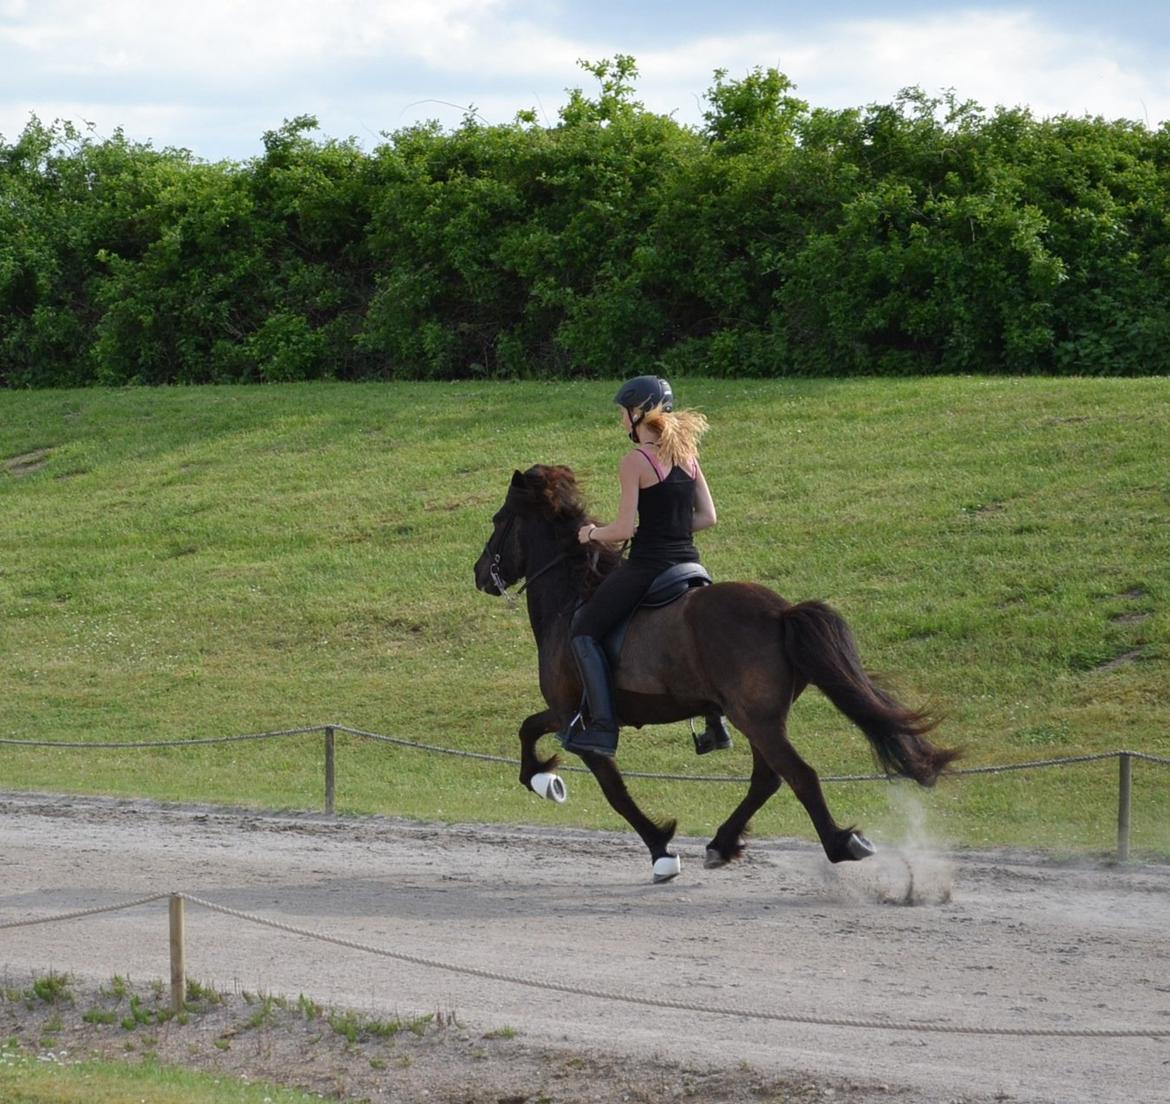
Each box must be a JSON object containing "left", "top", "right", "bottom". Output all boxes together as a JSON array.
[{"left": 473, "top": 465, "right": 589, "bottom": 597}]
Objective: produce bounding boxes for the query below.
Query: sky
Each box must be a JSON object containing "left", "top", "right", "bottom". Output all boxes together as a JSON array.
[{"left": 2, "top": 1, "right": 1168, "bottom": 162}]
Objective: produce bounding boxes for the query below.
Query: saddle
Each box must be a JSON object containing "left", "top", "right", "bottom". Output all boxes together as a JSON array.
[
  {"left": 562, "top": 561, "right": 720, "bottom": 752},
  {"left": 600, "top": 562, "right": 711, "bottom": 668}
]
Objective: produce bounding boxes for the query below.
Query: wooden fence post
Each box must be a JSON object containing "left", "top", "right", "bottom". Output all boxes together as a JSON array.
[
  {"left": 1117, "top": 752, "right": 1133, "bottom": 863},
  {"left": 324, "top": 726, "right": 336, "bottom": 815},
  {"left": 169, "top": 894, "right": 186, "bottom": 1013}
]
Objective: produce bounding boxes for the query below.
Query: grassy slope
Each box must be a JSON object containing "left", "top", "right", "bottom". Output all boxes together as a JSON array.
[{"left": 1, "top": 379, "right": 1167, "bottom": 856}]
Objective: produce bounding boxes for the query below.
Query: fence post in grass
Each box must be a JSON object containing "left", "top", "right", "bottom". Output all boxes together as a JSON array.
[
  {"left": 324, "top": 725, "right": 336, "bottom": 816},
  {"left": 1117, "top": 752, "right": 1133, "bottom": 863},
  {"left": 169, "top": 894, "right": 186, "bottom": 1013}
]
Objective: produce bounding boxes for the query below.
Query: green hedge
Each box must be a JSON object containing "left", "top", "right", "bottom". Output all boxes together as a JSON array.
[{"left": 3, "top": 57, "right": 1169, "bottom": 386}]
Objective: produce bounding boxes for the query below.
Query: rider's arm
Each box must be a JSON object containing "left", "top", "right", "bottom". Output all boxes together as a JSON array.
[
  {"left": 691, "top": 463, "right": 717, "bottom": 532},
  {"left": 578, "top": 451, "right": 641, "bottom": 544}
]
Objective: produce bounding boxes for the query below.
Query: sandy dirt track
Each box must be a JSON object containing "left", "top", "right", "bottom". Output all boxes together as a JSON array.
[{"left": 1, "top": 790, "right": 1168, "bottom": 1103}]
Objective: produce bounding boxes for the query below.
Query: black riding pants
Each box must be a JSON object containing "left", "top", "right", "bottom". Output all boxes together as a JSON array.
[{"left": 572, "top": 558, "right": 684, "bottom": 641}]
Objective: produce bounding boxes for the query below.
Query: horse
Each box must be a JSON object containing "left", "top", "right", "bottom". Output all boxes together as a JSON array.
[{"left": 473, "top": 464, "right": 958, "bottom": 882}]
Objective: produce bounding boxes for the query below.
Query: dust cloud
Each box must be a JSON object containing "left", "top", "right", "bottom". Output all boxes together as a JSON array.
[{"left": 825, "top": 785, "right": 955, "bottom": 906}]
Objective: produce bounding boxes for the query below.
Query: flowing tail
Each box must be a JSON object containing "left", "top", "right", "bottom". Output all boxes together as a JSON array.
[{"left": 780, "top": 600, "right": 959, "bottom": 786}]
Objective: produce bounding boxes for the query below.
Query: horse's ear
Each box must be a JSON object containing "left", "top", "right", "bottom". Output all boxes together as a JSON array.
[{"left": 506, "top": 468, "right": 534, "bottom": 512}]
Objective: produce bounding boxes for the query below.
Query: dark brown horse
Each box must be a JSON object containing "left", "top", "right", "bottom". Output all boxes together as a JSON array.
[{"left": 474, "top": 464, "right": 958, "bottom": 882}]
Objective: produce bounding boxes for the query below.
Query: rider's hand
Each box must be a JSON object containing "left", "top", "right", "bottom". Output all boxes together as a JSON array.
[{"left": 578, "top": 524, "right": 596, "bottom": 544}]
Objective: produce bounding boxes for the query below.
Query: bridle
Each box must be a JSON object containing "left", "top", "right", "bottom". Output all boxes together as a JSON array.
[
  {"left": 482, "top": 510, "right": 579, "bottom": 608},
  {"left": 483, "top": 513, "right": 520, "bottom": 605}
]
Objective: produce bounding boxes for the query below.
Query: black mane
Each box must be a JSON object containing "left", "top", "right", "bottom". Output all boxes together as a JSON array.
[{"left": 508, "top": 464, "right": 622, "bottom": 592}]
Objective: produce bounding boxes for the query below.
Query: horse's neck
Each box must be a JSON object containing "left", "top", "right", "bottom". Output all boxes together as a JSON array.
[
  {"left": 522, "top": 533, "right": 583, "bottom": 646},
  {"left": 524, "top": 571, "right": 578, "bottom": 646},
  {"left": 524, "top": 597, "right": 569, "bottom": 658}
]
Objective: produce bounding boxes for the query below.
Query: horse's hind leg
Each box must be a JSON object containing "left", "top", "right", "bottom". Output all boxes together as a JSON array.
[
  {"left": 582, "top": 753, "right": 680, "bottom": 882},
  {"left": 704, "top": 742, "right": 782, "bottom": 868},
  {"left": 732, "top": 709, "right": 874, "bottom": 864}
]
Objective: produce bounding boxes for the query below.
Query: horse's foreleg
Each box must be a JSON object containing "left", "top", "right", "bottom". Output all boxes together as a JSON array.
[
  {"left": 518, "top": 709, "right": 559, "bottom": 790},
  {"left": 733, "top": 711, "right": 874, "bottom": 864},
  {"left": 704, "top": 742, "right": 782, "bottom": 868},
  {"left": 582, "top": 753, "right": 680, "bottom": 881}
]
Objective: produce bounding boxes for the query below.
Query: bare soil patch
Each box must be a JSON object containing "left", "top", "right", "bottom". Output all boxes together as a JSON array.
[
  {"left": 1109, "top": 611, "right": 1151, "bottom": 625},
  {"left": 3, "top": 448, "right": 49, "bottom": 477},
  {"left": 2, "top": 791, "right": 1168, "bottom": 1104},
  {"left": 1093, "top": 646, "right": 1149, "bottom": 672}
]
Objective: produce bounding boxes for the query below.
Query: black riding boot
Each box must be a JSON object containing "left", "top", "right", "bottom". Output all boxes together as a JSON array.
[
  {"left": 561, "top": 635, "right": 620, "bottom": 758},
  {"left": 693, "top": 713, "right": 733, "bottom": 755}
]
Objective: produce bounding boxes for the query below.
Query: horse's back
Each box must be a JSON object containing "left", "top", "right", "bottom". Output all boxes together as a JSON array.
[{"left": 614, "top": 581, "right": 791, "bottom": 704}]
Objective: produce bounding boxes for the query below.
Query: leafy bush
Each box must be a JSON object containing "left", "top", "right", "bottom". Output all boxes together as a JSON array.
[{"left": 3, "top": 63, "right": 1169, "bottom": 386}]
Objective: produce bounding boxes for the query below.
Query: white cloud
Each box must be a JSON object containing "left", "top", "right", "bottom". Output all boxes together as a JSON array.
[
  {"left": 1, "top": 3, "right": 1167, "bottom": 159},
  {"left": 1, "top": 0, "right": 508, "bottom": 83},
  {"left": 820, "top": 11, "right": 1166, "bottom": 123},
  {"left": 634, "top": 11, "right": 1170, "bottom": 126}
]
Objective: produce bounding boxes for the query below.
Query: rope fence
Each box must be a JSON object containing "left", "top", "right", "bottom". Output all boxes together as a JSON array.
[
  {"left": 3, "top": 723, "right": 1168, "bottom": 860},
  {"left": 1, "top": 891, "right": 1165, "bottom": 1040}
]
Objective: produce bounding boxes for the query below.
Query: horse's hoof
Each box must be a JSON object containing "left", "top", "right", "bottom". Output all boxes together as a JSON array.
[
  {"left": 652, "top": 855, "right": 681, "bottom": 883},
  {"left": 529, "top": 772, "right": 567, "bottom": 804},
  {"left": 846, "top": 832, "right": 877, "bottom": 861},
  {"left": 704, "top": 847, "right": 728, "bottom": 869}
]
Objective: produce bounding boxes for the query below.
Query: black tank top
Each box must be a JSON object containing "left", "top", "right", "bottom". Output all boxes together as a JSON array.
[{"left": 629, "top": 463, "right": 700, "bottom": 565}]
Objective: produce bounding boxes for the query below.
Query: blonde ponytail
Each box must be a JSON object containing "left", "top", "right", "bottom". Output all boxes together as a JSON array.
[{"left": 640, "top": 404, "right": 709, "bottom": 472}]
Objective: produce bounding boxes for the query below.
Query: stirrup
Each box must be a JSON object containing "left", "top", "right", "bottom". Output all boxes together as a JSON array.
[
  {"left": 556, "top": 709, "right": 585, "bottom": 748},
  {"left": 562, "top": 720, "right": 618, "bottom": 758},
  {"left": 557, "top": 709, "right": 618, "bottom": 758}
]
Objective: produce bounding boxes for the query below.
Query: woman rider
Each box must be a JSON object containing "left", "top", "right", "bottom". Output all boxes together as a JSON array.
[{"left": 562, "top": 376, "right": 731, "bottom": 758}]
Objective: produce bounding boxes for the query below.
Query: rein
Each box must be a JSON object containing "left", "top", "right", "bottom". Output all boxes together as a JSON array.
[
  {"left": 517, "top": 550, "right": 573, "bottom": 595},
  {"left": 483, "top": 512, "right": 594, "bottom": 608}
]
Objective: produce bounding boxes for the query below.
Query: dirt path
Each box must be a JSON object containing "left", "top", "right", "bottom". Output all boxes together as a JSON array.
[{"left": 1, "top": 790, "right": 1168, "bottom": 1103}]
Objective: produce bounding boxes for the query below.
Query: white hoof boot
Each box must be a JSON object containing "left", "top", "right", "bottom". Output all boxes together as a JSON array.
[
  {"left": 704, "top": 847, "right": 728, "bottom": 869},
  {"left": 652, "top": 855, "right": 681, "bottom": 883},
  {"left": 529, "top": 772, "right": 567, "bottom": 804},
  {"left": 847, "top": 832, "right": 876, "bottom": 860}
]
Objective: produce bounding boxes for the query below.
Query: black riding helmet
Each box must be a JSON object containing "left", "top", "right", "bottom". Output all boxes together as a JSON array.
[{"left": 614, "top": 375, "right": 673, "bottom": 442}]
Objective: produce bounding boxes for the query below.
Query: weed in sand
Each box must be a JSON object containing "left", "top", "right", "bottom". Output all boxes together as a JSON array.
[
  {"left": 184, "top": 977, "right": 224, "bottom": 1005},
  {"left": 297, "top": 993, "right": 322, "bottom": 1020},
  {"left": 30, "top": 972, "right": 73, "bottom": 1006},
  {"left": 101, "top": 975, "right": 130, "bottom": 1001},
  {"left": 483, "top": 1025, "right": 520, "bottom": 1039}
]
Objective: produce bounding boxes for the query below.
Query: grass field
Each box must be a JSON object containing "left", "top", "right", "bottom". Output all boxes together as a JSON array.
[
  {"left": 0, "top": 1049, "right": 316, "bottom": 1104},
  {"left": 1, "top": 378, "right": 1167, "bottom": 857}
]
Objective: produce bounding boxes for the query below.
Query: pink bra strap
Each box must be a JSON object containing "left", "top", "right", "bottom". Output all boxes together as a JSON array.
[{"left": 636, "top": 447, "right": 669, "bottom": 482}]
